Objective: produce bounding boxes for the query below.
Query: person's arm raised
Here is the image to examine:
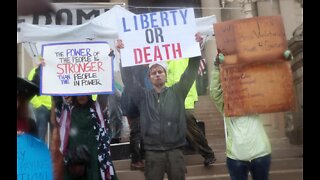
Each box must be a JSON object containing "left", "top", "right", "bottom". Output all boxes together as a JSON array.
[
  {"left": 174, "top": 33, "right": 202, "bottom": 98},
  {"left": 209, "top": 53, "right": 225, "bottom": 114},
  {"left": 116, "top": 39, "right": 145, "bottom": 104}
]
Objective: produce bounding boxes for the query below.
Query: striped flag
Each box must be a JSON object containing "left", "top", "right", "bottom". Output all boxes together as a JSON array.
[{"left": 198, "top": 58, "right": 207, "bottom": 76}]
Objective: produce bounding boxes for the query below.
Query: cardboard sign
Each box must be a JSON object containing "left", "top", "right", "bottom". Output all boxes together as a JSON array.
[
  {"left": 235, "top": 16, "right": 287, "bottom": 63},
  {"left": 17, "top": 134, "right": 53, "bottom": 180},
  {"left": 214, "top": 16, "right": 287, "bottom": 65},
  {"left": 214, "top": 16, "right": 295, "bottom": 116},
  {"left": 118, "top": 8, "right": 201, "bottom": 67},
  {"left": 41, "top": 41, "right": 114, "bottom": 96},
  {"left": 220, "top": 61, "right": 296, "bottom": 116},
  {"left": 213, "top": 20, "right": 237, "bottom": 56}
]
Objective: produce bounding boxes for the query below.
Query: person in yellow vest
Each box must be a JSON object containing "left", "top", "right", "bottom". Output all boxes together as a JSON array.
[
  {"left": 166, "top": 58, "right": 216, "bottom": 166},
  {"left": 28, "top": 67, "right": 52, "bottom": 143}
]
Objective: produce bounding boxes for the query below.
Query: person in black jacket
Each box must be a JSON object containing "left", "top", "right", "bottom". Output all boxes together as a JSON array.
[{"left": 118, "top": 33, "right": 203, "bottom": 180}]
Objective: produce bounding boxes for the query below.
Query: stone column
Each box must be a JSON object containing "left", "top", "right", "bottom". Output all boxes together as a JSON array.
[
  {"left": 240, "top": 0, "right": 258, "bottom": 18},
  {"left": 220, "top": 0, "right": 257, "bottom": 20},
  {"left": 285, "top": 24, "right": 303, "bottom": 145},
  {"left": 279, "top": 0, "right": 298, "bottom": 40},
  {"left": 256, "top": 0, "right": 281, "bottom": 16},
  {"left": 201, "top": 0, "right": 222, "bottom": 93}
]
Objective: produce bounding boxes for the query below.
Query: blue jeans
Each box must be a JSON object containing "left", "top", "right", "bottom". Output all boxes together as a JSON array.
[
  {"left": 226, "top": 154, "right": 271, "bottom": 180},
  {"left": 34, "top": 105, "right": 50, "bottom": 142}
]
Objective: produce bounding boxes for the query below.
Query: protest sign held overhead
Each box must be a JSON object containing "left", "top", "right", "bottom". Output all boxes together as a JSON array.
[
  {"left": 41, "top": 41, "right": 114, "bottom": 96},
  {"left": 118, "top": 8, "right": 201, "bottom": 67},
  {"left": 214, "top": 16, "right": 295, "bottom": 116},
  {"left": 214, "top": 16, "right": 287, "bottom": 65},
  {"left": 220, "top": 61, "right": 296, "bottom": 116}
]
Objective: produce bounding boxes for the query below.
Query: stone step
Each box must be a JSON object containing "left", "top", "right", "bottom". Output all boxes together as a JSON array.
[
  {"left": 115, "top": 158, "right": 302, "bottom": 180},
  {"left": 116, "top": 137, "right": 293, "bottom": 152},
  {"left": 118, "top": 136, "right": 291, "bottom": 147},
  {"left": 113, "top": 147, "right": 303, "bottom": 171},
  {"left": 185, "top": 169, "right": 303, "bottom": 180},
  {"left": 113, "top": 94, "right": 303, "bottom": 180},
  {"left": 198, "top": 121, "right": 224, "bottom": 129},
  {"left": 194, "top": 114, "right": 223, "bottom": 122},
  {"left": 185, "top": 157, "right": 302, "bottom": 177}
]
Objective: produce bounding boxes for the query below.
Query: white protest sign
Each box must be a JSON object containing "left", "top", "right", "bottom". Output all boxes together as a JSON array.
[
  {"left": 118, "top": 8, "right": 201, "bottom": 67},
  {"left": 41, "top": 41, "right": 114, "bottom": 95}
]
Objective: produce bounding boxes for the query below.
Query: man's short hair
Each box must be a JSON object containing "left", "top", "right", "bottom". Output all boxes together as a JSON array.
[{"left": 148, "top": 63, "right": 167, "bottom": 76}]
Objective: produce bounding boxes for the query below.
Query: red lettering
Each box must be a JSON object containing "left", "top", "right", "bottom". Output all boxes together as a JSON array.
[
  {"left": 80, "top": 62, "right": 87, "bottom": 72},
  {"left": 134, "top": 48, "right": 143, "bottom": 64},
  {"left": 56, "top": 64, "right": 65, "bottom": 74},
  {"left": 162, "top": 44, "right": 171, "bottom": 59},
  {"left": 68, "top": 64, "right": 74, "bottom": 73},
  {"left": 90, "top": 62, "right": 96, "bottom": 71},
  {"left": 131, "top": 43, "right": 182, "bottom": 64},
  {"left": 144, "top": 46, "right": 152, "bottom": 63},
  {"left": 97, "top": 62, "right": 104, "bottom": 71},
  {"left": 85, "top": 62, "right": 91, "bottom": 72},
  {"left": 56, "top": 61, "right": 105, "bottom": 74},
  {"left": 154, "top": 46, "right": 163, "bottom": 61},
  {"left": 172, "top": 43, "right": 182, "bottom": 59}
]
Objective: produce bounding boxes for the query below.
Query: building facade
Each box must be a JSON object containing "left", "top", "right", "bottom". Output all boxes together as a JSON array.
[{"left": 17, "top": 0, "right": 303, "bottom": 144}]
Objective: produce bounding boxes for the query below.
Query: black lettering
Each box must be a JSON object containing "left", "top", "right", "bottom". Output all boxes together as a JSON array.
[
  {"left": 56, "top": 9, "right": 72, "bottom": 25},
  {"left": 145, "top": 29, "right": 154, "bottom": 44},
  {"left": 77, "top": 9, "right": 100, "bottom": 25},
  {"left": 155, "top": 27, "right": 164, "bottom": 43},
  {"left": 32, "top": 14, "right": 52, "bottom": 25}
]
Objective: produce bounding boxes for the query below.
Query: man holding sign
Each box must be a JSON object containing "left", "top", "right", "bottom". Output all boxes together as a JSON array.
[{"left": 118, "top": 30, "right": 203, "bottom": 179}]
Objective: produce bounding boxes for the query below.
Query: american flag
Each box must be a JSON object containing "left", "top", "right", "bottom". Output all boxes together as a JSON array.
[{"left": 198, "top": 58, "right": 207, "bottom": 76}]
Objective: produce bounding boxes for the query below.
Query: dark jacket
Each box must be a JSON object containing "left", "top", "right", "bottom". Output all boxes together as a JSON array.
[{"left": 121, "top": 56, "right": 200, "bottom": 151}]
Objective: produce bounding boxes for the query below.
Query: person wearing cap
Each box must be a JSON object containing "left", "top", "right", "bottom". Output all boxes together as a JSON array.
[
  {"left": 166, "top": 58, "right": 216, "bottom": 167},
  {"left": 118, "top": 32, "right": 203, "bottom": 180}
]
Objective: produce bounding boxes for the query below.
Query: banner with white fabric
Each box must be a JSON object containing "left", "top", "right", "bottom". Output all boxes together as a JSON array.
[
  {"left": 18, "top": 4, "right": 216, "bottom": 94},
  {"left": 18, "top": 4, "right": 216, "bottom": 47}
]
